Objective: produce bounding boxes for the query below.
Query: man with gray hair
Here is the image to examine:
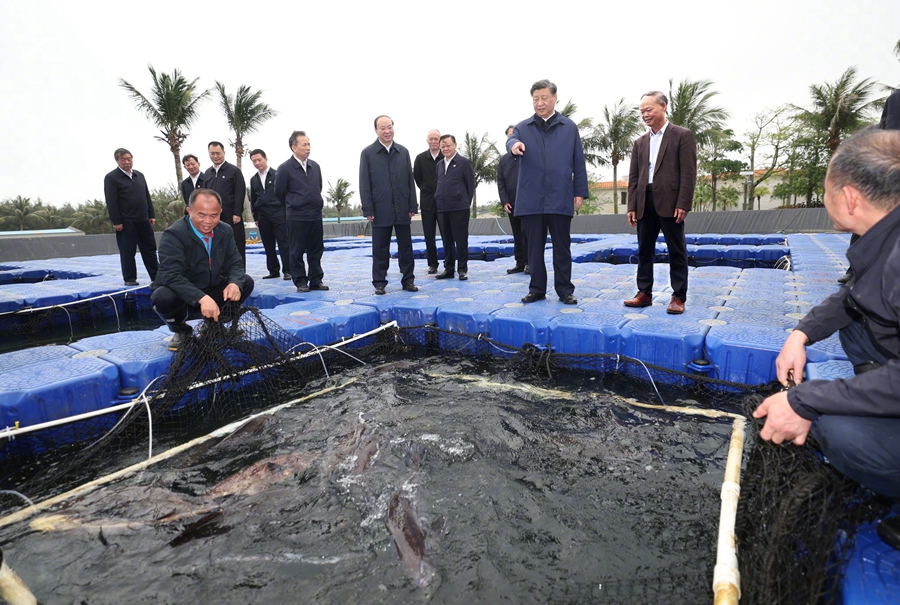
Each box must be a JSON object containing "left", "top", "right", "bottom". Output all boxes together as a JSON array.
[
  {"left": 753, "top": 128, "right": 900, "bottom": 546},
  {"left": 625, "top": 90, "right": 697, "bottom": 314},
  {"left": 413, "top": 129, "right": 443, "bottom": 274},
  {"left": 507, "top": 79, "right": 588, "bottom": 305}
]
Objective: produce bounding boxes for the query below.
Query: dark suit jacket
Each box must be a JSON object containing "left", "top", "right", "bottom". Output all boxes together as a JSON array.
[
  {"left": 881, "top": 89, "right": 900, "bottom": 130},
  {"left": 181, "top": 173, "right": 205, "bottom": 205},
  {"left": 627, "top": 123, "right": 697, "bottom": 219},
  {"left": 249, "top": 168, "right": 282, "bottom": 219},
  {"left": 413, "top": 150, "right": 441, "bottom": 213},
  {"left": 434, "top": 154, "right": 475, "bottom": 213},
  {"left": 103, "top": 168, "right": 155, "bottom": 225},
  {"left": 358, "top": 140, "right": 417, "bottom": 227},
  {"left": 273, "top": 156, "right": 324, "bottom": 221},
  {"left": 497, "top": 152, "right": 520, "bottom": 208},
  {"left": 204, "top": 161, "right": 246, "bottom": 220},
  {"left": 151, "top": 216, "right": 246, "bottom": 306}
]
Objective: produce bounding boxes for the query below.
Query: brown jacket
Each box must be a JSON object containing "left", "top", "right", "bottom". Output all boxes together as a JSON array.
[{"left": 627, "top": 123, "right": 697, "bottom": 219}]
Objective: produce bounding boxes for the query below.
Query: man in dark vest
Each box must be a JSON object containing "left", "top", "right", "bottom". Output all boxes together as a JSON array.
[
  {"left": 249, "top": 149, "right": 291, "bottom": 281},
  {"left": 204, "top": 141, "right": 247, "bottom": 270},
  {"left": 103, "top": 147, "right": 159, "bottom": 286}
]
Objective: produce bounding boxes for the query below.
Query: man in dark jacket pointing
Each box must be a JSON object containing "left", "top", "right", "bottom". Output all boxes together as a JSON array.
[
  {"left": 151, "top": 189, "right": 254, "bottom": 351},
  {"left": 359, "top": 115, "right": 419, "bottom": 295},
  {"left": 507, "top": 80, "right": 588, "bottom": 305}
]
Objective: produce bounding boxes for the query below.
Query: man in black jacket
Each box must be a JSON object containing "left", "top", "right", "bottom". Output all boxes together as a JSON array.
[
  {"left": 359, "top": 115, "right": 419, "bottom": 295},
  {"left": 274, "top": 132, "right": 328, "bottom": 292},
  {"left": 498, "top": 125, "right": 527, "bottom": 274},
  {"left": 205, "top": 141, "right": 247, "bottom": 270},
  {"left": 249, "top": 149, "right": 291, "bottom": 281},
  {"left": 181, "top": 154, "right": 204, "bottom": 211},
  {"left": 753, "top": 129, "right": 900, "bottom": 518},
  {"left": 103, "top": 148, "right": 159, "bottom": 286},
  {"left": 434, "top": 134, "right": 475, "bottom": 280},
  {"left": 413, "top": 129, "right": 443, "bottom": 274},
  {"left": 151, "top": 189, "right": 254, "bottom": 351}
]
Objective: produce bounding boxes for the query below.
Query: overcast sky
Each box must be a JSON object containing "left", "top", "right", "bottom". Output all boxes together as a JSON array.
[{"left": 1, "top": 0, "right": 897, "bottom": 209}]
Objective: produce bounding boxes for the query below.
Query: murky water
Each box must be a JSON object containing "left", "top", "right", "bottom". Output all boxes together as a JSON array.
[{"left": 0, "top": 357, "right": 733, "bottom": 604}]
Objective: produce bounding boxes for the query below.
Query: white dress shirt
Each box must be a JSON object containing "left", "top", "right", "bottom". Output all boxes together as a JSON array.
[{"left": 648, "top": 121, "right": 669, "bottom": 185}]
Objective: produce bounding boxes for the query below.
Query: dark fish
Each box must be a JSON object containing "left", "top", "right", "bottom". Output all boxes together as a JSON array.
[
  {"left": 401, "top": 442, "right": 427, "bottom": 469},
  {"left": 168, "top": 510, "right": 226, "bottom": 547},
  {"left": 350, "top": 436, "right": 380, "bottom": 475},
  {"left": 206, "top": 452, "right": 318, "bottom": 498},
  {"left": 385, "top": 493, "right": 436, "bottom": 587},
  {"left": 212, "top": 416, "right": 270, "bottom": 450},
  {"left": 373, "top": 359, "right": 425, "bottom": 375}
]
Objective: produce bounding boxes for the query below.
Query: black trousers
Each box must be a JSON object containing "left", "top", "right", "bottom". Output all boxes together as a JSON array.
[
  {"left": 151, "top": 275, "right": 254, "bottom": 328},
  {"left": 522, "top": 214, "right": 573, "bottom": 297},
  {"left": 508, "top": 211, "right": 528, "bottom": 266},
  {"left": 421, "top": 208, "right": 442, "bottom": 269},
  {"left": 438, "top": 209, "right": 470, "bottom": 273},
  {"left": 371, "top": 224, "right": 415, "bottom": 288},
  {"left": 116, "top": 220, "right": 159, "bottom": 283},
  {"left": 257, "top": 211, "right": 291, "bottom": 276},
  {"left": 636, "top": 189, "right": 688, "bottom": 300},
  {"left": 288, "top": 219, "right": 325, "bottom": 287},
  {"left": 228, "top": 219, "right": 247, "bottom": 271}
]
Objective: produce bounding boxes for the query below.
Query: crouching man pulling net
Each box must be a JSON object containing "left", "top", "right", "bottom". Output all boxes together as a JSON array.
[
  {"left": 753, "top": 128, "right": 900, "bottom": 548},
  {"left": 151, "top": 188, "right": 255, "bottom": 351}
]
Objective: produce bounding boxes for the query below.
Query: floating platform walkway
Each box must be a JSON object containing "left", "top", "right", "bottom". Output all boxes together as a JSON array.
[{"left": 0, "top": 231, "right": 896, "bottom": 602}]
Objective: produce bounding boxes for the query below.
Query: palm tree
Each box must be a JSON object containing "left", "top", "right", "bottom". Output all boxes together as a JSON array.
[
  {"left": 794, "top": 66, "right": 880, "bottom": 154},
  {"left": 73, "top": 200, "right": 114, "bottom": 234},
  {"left": 462, "top": 132, "right": 500, "bottom": 218},
  {"left": 214, "top": 82, "right": 278, "bottom": 217},
  {"left": 0, "top": 195, "right": 48, "bottom": 231},
  {"left": 119, "top": 65, "right": 210, "bottom": 186},
  {"left": 667, "top": 78, "right": 730, "bottom": 147},
  {"left": 560, "top": 99, "right": 606, "bottom": 167},
  {"left": 326, "top": 178, "right": 355, "bottom": 223},
  {"left": 595, "top": 100, "right": 643, "bottom": 214}
]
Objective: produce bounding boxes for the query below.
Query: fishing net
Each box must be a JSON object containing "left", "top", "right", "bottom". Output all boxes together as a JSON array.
[
  {"left": 735, "top": 394, "right": 891, "bottom": 605},
  {"left": 0, "top": 307, "right": 887, "bottom": 603}
]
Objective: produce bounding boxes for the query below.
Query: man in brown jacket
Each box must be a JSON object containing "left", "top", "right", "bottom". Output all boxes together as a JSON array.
[{"left": 625, "top": 91, "right": 697, "bottom": 314}]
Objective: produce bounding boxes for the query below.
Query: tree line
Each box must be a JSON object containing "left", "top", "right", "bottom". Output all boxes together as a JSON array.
[{"left": 2, "top": 43, "right": 897, "bottom": 233}]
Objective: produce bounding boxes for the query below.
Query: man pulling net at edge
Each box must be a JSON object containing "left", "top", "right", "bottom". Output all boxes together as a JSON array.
[
  {"left": 151, "top": 188, "right": 255, "bottom": 351},
  {"left": 753, "top": 128, "right": 900, "bottom": 549}
]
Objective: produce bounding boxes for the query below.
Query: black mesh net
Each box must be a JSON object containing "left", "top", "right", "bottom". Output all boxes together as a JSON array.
[
  {"left": 0, "top": 308, "right": 888, "bottom": 603},
  {"left": 735, "top": 395, "right": 891, "bottom": 605}
]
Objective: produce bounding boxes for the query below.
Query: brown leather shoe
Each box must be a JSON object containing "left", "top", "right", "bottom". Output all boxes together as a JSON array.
[
  {"left": 666, "top": 296, "right": 685, "bottom": 314},
  {"left": 623, "top": 292, "right": 652, "bottom": 308}
]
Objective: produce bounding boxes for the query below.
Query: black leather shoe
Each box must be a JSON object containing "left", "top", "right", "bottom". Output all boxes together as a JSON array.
[
  {"left": 283, "top": 273, "right": 292, "bottom": 281},
  {"left": 458, "top": 272, "right": 468, "bottom": 281},
  {"left": 402, "top": 284, "right": 419, "bottom": 292},
  {"left": 296, "top": 285, "right": 310, "bottom": 293},
  {"left": 559, "top": 294, "right": 577, "bottom": 305},
  {"left": 427, "top": 266, "right": 438, "bottom": 275},
  {"left": 837, "top": 272, "right": 852, "bottom": 285},
  {"left": 309, "top": 283, "right": 329, "bottom": 291},
  {"left": 507, "top": 265, "right": 525, "bottom": 274},
  {"left": 374, "top": 286, "right": 386, "bottom": 295},
  {"left": 262, "top": 274, "right": 279, "bottom": 279},
  {"left": 125, "top": 280, "right": 139, "bottom": 286},
  {"left": 167, "top": 329, "right": 192, "bottom": 352},
  {"left": 877, "top": 516, "right": 900, "bottom": 550},
  {"left": 853, "top": 361, "right": 882, "bottom": 375},
  {"left": 524, "top": 265, "right": 530, "bottom": 275},
  {"left": 435, "top": 271, "right": 454, "bottom": 280},
  {"left": 521, "top": 292, "right": 546, "bottom": 304}
]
